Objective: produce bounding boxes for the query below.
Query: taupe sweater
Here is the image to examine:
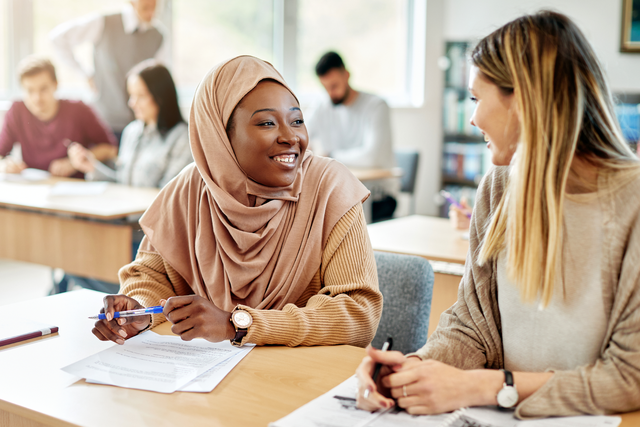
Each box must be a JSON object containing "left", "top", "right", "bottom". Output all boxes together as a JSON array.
[
  {"left": 119, "top": 203, "right": 382, "bottom": 348},
  {"left": 416, "top": 166, "right": 640, "bottom": 418}
]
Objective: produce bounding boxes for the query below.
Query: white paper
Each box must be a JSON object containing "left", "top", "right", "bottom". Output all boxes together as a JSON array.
[
  {"left": 270, "top": 376, "right": 392, "bottom": 427},
  {"left": 62, "top": 331, "right": 241, "bottom": 393},
  {"left": 179, "top": 342, "right": 254, "bottom": 392},
  {"left": 271, "top": 376, "right": 622, "bottom": 427},
  {"left": 49, "top": 181, "right": 108, "bottom": 196},
  {"left": 0, "top": 168, "right": 51, "bottom": 182}
]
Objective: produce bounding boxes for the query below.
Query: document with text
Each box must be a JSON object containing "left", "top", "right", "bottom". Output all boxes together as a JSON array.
[
  {"left": 270, "top": 376, "right": 621, "bottom": 427},
  {"left": 62, "top": 331, "right": 253, "bottom": 393}
]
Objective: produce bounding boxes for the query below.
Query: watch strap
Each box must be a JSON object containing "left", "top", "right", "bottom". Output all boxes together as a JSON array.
[
  {"left": 501, "top": 369, "right": 514, "bottom": 386},
  {"left": 231, "top": 329, "right": 248, "bottom": 346}
]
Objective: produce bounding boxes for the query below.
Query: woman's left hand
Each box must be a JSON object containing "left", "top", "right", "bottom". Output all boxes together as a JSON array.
[
  {"left": 383, "top": 359, "right": 486, "bottom": 415},
  {"left": 161, "top": 295, "right": 235, "bottom": 342}
]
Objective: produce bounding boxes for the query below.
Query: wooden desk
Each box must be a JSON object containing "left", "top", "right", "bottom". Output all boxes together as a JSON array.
[
  {"left": 1, "top": 290, "right": 638, "bottom": 427},
  {"left": 0, "top": 290, "right": 364, "bottom": 427},
  {"left": 368, "top": 215, "right": 469, "bottom": 336},
  {"left": 350, "top": 167, "right": 403, "bottom": 182},
  {"left": 0, "top": 179, "right": 159, "bottom": 282}
]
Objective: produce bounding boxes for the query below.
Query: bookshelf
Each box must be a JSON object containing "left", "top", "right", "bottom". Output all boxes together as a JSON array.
[{"left": 439, "top": 41, "right": 489, "bottom": 217}]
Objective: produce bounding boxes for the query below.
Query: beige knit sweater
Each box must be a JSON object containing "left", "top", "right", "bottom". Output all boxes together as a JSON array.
[
  {"left": 119, "top": 203, "right": 382, "bottom": 348},
  {"left": 416, "top": 166, "right": 640, "bottom": 418}
]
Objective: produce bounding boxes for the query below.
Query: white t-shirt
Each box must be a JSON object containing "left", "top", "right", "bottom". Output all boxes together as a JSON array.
[
  {"left": 305, "top": 91, "right": 397, "bottom": 199},
  {"left": 498, "top": 192, "right": 610, "bottom": 372}
]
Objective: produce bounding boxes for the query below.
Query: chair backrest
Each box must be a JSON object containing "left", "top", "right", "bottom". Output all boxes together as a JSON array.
[
  {"left": 372, "top": 251, "right": 434, "bottom": 354},
  {"left": 394, "top": 149, "right": 420, "bottom": 194}
]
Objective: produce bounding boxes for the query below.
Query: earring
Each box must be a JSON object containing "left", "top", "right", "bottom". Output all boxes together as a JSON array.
[{"left": 484, "top": 135, "right": 490, "bottom": 142}]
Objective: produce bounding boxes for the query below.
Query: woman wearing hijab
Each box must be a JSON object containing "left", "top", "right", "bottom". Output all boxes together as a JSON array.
[{"left": 92, "top": 56, "right": 383, "bottom": 348}]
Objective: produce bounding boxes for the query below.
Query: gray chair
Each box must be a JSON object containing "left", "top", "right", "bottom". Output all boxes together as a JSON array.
[
  {"left": 394, "top": 149, "right": 420, "bottom": 214},
  {"left": 371, "top": 251, "right": 434, "bottom": 354}
]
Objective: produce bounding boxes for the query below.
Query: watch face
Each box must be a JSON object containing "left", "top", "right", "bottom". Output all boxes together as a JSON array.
[
  {"left": 233, "top": 310, "right": 253, "bottom": 328},
  {"left": 497, "top": 386, "right": 519, "bottom": 408}
]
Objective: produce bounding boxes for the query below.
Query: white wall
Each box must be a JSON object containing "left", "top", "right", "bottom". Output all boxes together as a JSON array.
[{"left": 396, "top": 0, "right": 640, "bottom": 216}]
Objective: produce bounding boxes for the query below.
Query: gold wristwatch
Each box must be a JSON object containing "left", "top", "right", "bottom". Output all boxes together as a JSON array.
[{"left": 230, "top": 307, "right": 253, "bottom": 347}]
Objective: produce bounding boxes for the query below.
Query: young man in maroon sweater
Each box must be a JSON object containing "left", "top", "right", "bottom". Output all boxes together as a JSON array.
[{"left": 0, "top": 56, "right": 117, "bottom": 177}]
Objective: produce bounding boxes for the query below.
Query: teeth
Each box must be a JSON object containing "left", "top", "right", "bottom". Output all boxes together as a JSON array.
[{"left": 274, "top": 155, "right": 296, "bottom": 164}]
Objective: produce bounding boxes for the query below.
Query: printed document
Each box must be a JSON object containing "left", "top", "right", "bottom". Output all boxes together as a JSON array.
[
  {"left": 62, "top": 331, "right": 253, "bottom": 393},
  {"left": 270, "top": 376, "right": 622, "bottom": 427}
]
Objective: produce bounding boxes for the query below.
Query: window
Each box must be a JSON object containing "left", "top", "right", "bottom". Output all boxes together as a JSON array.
[
  {"left": 32, "top": 0, "right": 128, "bottom": 97},
  {"left": 296, "top": 0, "right": 425, "bottom": 107},
  {"left": 172, "top": 0, "right": 274, "bottom": 99},
  {"left": 1, "top": 0, "right": 425, "bottom": 108}
]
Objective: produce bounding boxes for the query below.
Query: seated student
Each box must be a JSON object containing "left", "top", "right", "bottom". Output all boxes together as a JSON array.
[
  {"left": 61, "top": 60, "right": 192, "bottom": 295},
  {"left": 92, "top": 56, "right": 383, "bottom": 348},
  {"left": 0, "top": 56, "right": 117, "bottom": 176},
  {"left": 68, "top": 60, "right": 192, "bottom": 188},
  {"left": 356, "top": 11, "right": 640, "bottom": 418},
  {"left": 305, "top": 52, "right": 398, "bottom": 222}
]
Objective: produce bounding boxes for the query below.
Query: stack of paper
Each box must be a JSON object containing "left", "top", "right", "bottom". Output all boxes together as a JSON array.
[{"left": 62, "top": 331, "right": 253, "bottom": 393}]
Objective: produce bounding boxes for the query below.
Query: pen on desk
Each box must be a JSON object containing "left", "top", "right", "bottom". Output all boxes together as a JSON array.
[
  {"left": 364, "top": 337, "right": 393, "bottom": 399},
  {"left": 88, "top": 306, "right": 163, "bottom": 320},
  {"left": 440, "top": 190, "right": 472, "bottom": 219}
]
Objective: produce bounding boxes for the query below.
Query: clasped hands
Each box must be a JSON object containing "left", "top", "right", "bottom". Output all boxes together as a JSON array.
[
  {"left": 356, "top": 346, "right": 493, "bottom": 415},
  {"left": 92, "top": 294, "right": 236, "bottom": 345}
]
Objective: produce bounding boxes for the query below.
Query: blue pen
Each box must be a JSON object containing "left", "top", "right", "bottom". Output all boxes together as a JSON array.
[
  {"left": 440, "top": 190, "right": 472, "bottom": 219},
  {"left": 88, "top": 305, "right": 163, "bottom": 320}
]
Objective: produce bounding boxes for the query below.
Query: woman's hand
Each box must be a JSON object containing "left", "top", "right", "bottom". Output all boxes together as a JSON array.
[
  {"left": 161, "top": 295, "right": 235, "bottom": 343},
  {"left": 92, "top": 295, "right": 151, "bottom": 344},
  {"left": 384, "top": 359, "right": 494, "bottom": 415},
  {"left": 355, "top": 345, "right": 409, "bottom": 411},
  {"left": 448, "top": 197, "right": 472, "bottom": 230},
  {"left": 67, "top": 142, "right": 96, "bottom": 174},
  {"left": 49, "top": 157, "right": 77, "bottom": 177}
]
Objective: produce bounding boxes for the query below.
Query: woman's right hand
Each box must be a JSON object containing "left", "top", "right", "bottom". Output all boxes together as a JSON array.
[
  {"left": 355, "top": 345, "right": 407, "bottom": 411},
  {"left": 67, "top": 142, "right": 96, "bottom": 174},
  {"left": 92, "top": 295, "right": 151, "bottom": 344}
]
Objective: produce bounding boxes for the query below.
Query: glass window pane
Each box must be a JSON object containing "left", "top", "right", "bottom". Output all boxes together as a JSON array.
[
  {"left": 33, "top": 0, "right": 129, "bottom": 94},
  {"left": 297, "top": 0, "right": 409, "bottom": 99},
  {"left": 172, "top": 0, "right": 274, "bottom": 93}
]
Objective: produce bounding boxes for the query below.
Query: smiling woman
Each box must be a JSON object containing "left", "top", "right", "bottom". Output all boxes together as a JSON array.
[{"left": 91, "top": 56, "right": 383, "bottom": 349}]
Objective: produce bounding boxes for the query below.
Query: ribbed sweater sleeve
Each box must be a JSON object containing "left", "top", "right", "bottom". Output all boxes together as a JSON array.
[
  {"left": 242, "top": 203, "right": 382, "bottom": 347},
  {"left": 118, "top": 203, "right": 382, "bottom": 346}
]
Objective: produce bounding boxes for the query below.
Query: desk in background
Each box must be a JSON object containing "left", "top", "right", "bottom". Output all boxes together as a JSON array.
[
  {"left": 350, "top": 167, "right": 403, "bottom": 223},
  {"left": 1, "top": 290, "right": 639, "bottom": 427},
  {"left": 368, "top": 215, "right": 469, "bottom": 336},
  {"left": 0, "top": 179, "right": 159, "bottom": 283}
]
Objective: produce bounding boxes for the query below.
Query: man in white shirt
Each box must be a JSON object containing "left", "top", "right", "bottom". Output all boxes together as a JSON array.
[
  {"left": 49, "top": 0, "right": 168, "bottom": 140},
  {"left": 305, "top": 51, "right": 397, "bottom": 221}
]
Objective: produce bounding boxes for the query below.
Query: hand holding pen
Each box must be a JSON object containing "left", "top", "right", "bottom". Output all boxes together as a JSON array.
[{"left": 91, "top": 295, "right": 155, "bottom": 345}]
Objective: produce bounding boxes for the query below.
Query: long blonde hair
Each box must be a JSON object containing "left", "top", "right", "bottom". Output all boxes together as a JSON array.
[{"left": 474, "top": 11, "right": 640, "bottom": 306}]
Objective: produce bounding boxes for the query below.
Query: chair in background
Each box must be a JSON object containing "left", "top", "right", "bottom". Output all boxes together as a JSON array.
[
  {"left": 394, "top": 149, "right": 420, "bottom": 215},
  {"left": 371, "top": 251, "right": 434, "bottom": 355}
]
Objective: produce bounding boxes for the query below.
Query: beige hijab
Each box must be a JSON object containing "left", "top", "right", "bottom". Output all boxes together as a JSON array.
[{"left": 139, "top": 56, "right": 369, "bottom": 312}]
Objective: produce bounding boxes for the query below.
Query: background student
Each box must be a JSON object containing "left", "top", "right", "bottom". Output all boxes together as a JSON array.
[
  {"left": 356, "top": 11, "right": 640, "bottom": 418},
  {"left": 68, "top": 60, "right": 192, "bottom": 189},
  {"left": 0, "top": 56, "right": 117, "bottom": 177},
  {"left": 50, "top": 0, "right": 167, "bottom": 140},
  {"left": 62, "top": 60, "right": 192, "bottom": 295},
  {"left": 92, "top": 56, "right": 382, "bottom": 349},
  {"left": 305, "top": 51, "right": 398, "bottom": 222}
]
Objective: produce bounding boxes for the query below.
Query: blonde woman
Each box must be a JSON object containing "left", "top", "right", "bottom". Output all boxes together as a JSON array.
[{"left": 356, "top": 11, "right": 640, "bottom": 418}]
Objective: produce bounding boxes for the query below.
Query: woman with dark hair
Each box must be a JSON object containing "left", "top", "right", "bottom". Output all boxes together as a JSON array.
[
  {"left": 62, "top": 60, "right": 192, "bottom": 294},
  {"left": 356, "top": 11, "right": 640, "bottom": 419},
  {"left": 69, "top": 59, "right": 192, "bottom": 188}
]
